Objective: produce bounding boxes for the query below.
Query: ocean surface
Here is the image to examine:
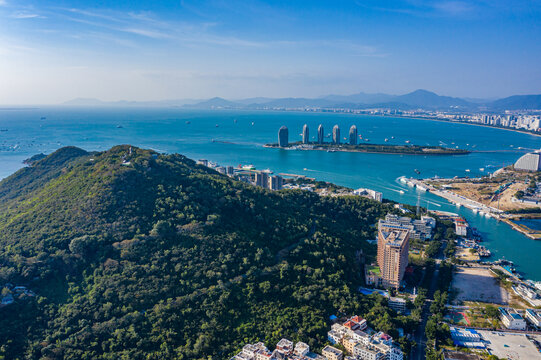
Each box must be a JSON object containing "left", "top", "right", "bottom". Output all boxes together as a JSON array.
[{"left": 1, "top": 107, "right": 540, "bottom": 280}]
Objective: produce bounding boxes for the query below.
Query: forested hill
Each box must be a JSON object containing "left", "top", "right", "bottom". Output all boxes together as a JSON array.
[{"left": 0, "top": 145, "right": 406, "bottom": 360}]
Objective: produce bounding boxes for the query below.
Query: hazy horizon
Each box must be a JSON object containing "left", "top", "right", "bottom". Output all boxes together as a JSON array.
[{"left": 1, "top": 0, "right": 541, "bottom": 105}]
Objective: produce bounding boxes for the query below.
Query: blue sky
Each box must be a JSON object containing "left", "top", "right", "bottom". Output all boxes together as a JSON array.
[{"left": 1, "top": 0, "right": 541, "bottom": 104}]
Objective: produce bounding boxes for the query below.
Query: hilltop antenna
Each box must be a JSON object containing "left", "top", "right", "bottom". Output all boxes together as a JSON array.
[{"left": 416, "top": 193, "right": 420, "bottom": 217}]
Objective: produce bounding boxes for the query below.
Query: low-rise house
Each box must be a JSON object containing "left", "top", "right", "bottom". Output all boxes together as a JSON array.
[
  {"left": 525, "top": 309, "right": 541, "bottom": 328},
  {"left": 388, "top": 297, "right": 407, "bottom": 314},
  {"left": 321, "top": 345, "right": 343, "bottom": 360},
  {"left": 276, "top": 339, "right": 294, "bottom": 356},
  {"left": 293, "top": 342, "right": 309, "bottom": 357},
  {"left": 499, "top": 307, "right": 527, "bottom": 330}
]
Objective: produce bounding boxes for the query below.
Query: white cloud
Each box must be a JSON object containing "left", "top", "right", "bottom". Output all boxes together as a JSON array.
[{"left": 11, "top": 12, "right": 42, "bottom": 19}]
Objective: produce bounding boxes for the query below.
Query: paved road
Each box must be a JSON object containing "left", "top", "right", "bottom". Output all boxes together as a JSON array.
[{"left": 411, "top": 245, "right": 445, "bottom": 360}]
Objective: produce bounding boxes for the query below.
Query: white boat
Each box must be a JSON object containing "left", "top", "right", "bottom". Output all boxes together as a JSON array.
[
  {"left": 399, "top": 190, "right": 405, "bottom": 194},
  {"left": 405, "top": 140, "right": 411, "bottom": 143},
  {"left": 465, "top": 169, "right": 471, "bottom": 172},
  {"left": 479, "top": 168, "right": 485, "bottom": 171},
  {"left": 384, "top": 138, "right": 389, "bottom": 142},
  {"left": 406, "top": 181, "right": 415, "bottom": 187},
  {"left": 241, "top": 164, "right": 256, "bottom": 170},
  {"left": 416, "top": 185, "right": 428, "bottom": 192},
  {"left": 399, "top": 176, "right": 408, "bottom": 183}
]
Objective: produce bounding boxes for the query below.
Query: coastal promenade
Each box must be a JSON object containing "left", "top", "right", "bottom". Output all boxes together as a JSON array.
[{"left": 408, "top": 178, "right": 503, "bottom": 217}]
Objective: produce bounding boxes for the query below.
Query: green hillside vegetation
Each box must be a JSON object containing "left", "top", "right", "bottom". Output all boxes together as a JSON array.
[{"left": 0, "top": 145, "right": 411, "bottom": 359}]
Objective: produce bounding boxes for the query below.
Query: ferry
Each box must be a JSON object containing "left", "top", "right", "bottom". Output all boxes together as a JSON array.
[
  {"left": 416, "top": 184, "right": 428, "bottom": 192},
  {"left": 239, "top": 164, "right": 256, "bottom": 170}
]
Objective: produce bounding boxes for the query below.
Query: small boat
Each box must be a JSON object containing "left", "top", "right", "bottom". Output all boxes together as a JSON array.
[
  {"left": 384, "top": 138, "right": 389, "bottom": 142},
  {"left": 186, "top": 121, "right": 191, "bottom": 124},
  {"left": 364, "top": 139, "right": 370, "bottom": 142},
  {"left": 234, "top": 119, "right": 237, "bottom": 123},
  {"left": 251, "top": 122, "right": 255, "bottom": 126},
  {"left": 391, "top": 136, "right": 395, "bottom": 139},
  {"left": 405, "top": 140, "right": 411, "bottom": 144},
  {"left": 399, "top": 190, "right": 405, "bottom": 194},
  {"left": 465, "top": 169, "right": 471, "bottom": 172},
  {"left": 414, "top": 169, "right": 421, "bottom": 174},
  {"left": 479, "top": 168, "right": 485, "bottom": 171},
  {"left": 116, "top": 125, "right": 123, "bottom": 128},
  {"left": 261, "top": 169, "right": 273, "bottom": 174},
  {"left": 215, "top": 124, "right": 219, "bottom": 127},
  {"left": 40, "top": 117, "right": 46, "bottom": 120},
  {"left": 399, "top": 176, "right": 407, "bottom": 183},
  {"left": 0, "top": 129, "right": 7, "bottom": 132}
]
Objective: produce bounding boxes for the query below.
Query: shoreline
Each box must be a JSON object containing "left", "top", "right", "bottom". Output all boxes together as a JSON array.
[{"left": 413, "top": 176, "right": 541, "bottom": 241}]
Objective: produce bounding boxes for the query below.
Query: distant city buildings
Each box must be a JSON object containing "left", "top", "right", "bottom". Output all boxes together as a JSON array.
[
  {"left": 302, "top": 124, "right": 309, "bottom": 144},
  {"left": 254, "top": 172, "right": 283, "bottom": 191},
  {"left": 268, "top": 175, "right": 284, "bottom": 190},
  {"left": 278, "top": 126, "right": 289, "bottom": 147},
  {"left": 333, "top": 125, "right": 340, "bottom": 144},
  {"left": 377, "top": 220, "right": 411, "bottom": 289},
  {"left": 318, "top": 124, "right": 324, "bottom": 144},
  {"left": 349, "top": 125, "right": 357, "bottom": 145},
  {"left": 354, "top": 188, "right": 383, "bottom": 202}
]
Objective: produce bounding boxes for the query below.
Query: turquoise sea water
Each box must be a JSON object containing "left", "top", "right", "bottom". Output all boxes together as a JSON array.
[{"left": 1, "top": 107, "right": 540, "bottom": 280}]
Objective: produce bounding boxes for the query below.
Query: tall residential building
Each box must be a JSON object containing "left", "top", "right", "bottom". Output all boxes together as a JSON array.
[
  {"left": 332, "top": 125, "right": 340, "bottom": 144},
  {"left": 318, "top": 124, "right": 324, "bottom": 144},
  {"left": 255, "top": 172, "right": 269, "bottom": 188},
  {"left": 349, "top": 125, "right": 357, "bottom": 145},
  {"left": 302, "top": 124, "right": 309, "bottom": 144},
  {"left": 268, "top": 175, "right": 283, "bottom": 190},
  {"left": 278, "top": 126, "right": 289, "bottom": 147},
  {"left": 377, "top": 220, "right": 410, "bottom": 289}
]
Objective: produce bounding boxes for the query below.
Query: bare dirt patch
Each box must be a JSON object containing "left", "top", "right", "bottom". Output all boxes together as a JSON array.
[{"left": 452, "top": 266, "right": 509, "bottom": 304}]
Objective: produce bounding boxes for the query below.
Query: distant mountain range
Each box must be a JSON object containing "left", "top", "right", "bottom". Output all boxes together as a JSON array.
[{"left": 63, "top": 90, "right": 541, "bottom": 112}]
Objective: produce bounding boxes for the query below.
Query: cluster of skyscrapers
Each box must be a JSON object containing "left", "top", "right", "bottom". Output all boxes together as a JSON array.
[{"left": 278, "top": 124, "right": 360, "bottom": 147}]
